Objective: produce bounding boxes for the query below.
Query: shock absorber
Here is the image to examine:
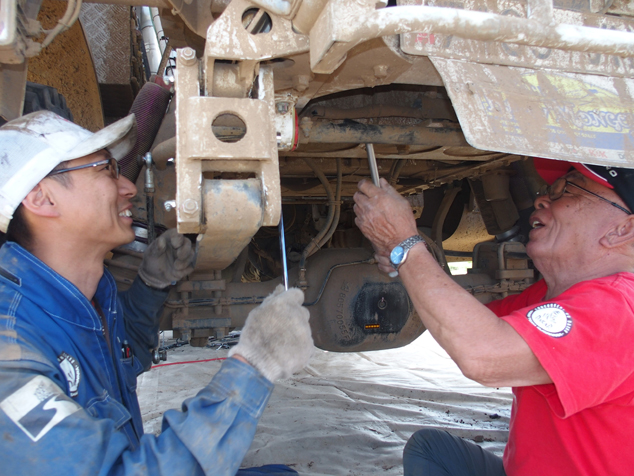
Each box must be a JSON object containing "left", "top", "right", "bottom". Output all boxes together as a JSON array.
[{"left": 142, "top": 152, "right": 156, "bottom": 244}]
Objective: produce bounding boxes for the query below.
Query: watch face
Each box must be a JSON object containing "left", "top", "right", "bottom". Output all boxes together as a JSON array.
[{"left": 390, "top": 246, "right": 405, "bottom": 266}]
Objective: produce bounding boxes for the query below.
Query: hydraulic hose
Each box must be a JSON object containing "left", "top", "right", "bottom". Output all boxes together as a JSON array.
[
  {"left": 299, "top": 158, "right": 336, "bottom": 269},
  {"left": 316, "top": 158, "right": 342, "bottom": 249}
]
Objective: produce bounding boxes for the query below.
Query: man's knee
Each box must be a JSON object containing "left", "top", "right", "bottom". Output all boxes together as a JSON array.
[
  {"left": 236, "top": 464, "right": 299, "bottom": 475},
  {"left": 404, "top": 428, "right": 451, "bottom": 459},
  {"left": 404, "top": 428, "right": 472, "bottom": 476}
]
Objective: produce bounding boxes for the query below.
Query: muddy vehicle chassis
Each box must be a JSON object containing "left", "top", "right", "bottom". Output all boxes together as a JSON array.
[{"left": 2, "top": 0, "right": 633, "bottom": 351}]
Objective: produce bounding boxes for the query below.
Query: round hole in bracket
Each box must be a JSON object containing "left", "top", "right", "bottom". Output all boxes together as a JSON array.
[
  {"left": 242, "top": 8, "right": 272, "bottom": 34},
  {"left": 212, "top": 113, "right": 247, "bottom": 143}
]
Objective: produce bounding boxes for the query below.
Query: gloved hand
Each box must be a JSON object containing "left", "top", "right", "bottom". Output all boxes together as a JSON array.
[
  {"left": 138, "top": 229, "right": 196, "bottom": 289},
  {"left": 228, "top": 285, "right": 314, "bottom": 382}
]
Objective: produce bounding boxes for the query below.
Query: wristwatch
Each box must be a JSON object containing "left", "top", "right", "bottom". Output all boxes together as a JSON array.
[{"left": 390, "top": 235, "right": 425, "bottom": 271}]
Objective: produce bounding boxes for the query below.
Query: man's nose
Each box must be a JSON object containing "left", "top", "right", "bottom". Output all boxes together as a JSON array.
[
  {"left": 533, "top": 194, "right": 550, "bottom": 209},
  {"left": 118, "top": 175, "right": 137, "bottom": 198}
]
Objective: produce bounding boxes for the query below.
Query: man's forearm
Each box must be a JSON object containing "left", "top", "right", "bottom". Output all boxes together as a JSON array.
[
  {"left": 119, "top": 276, "right": 170, "bottom": 371},
  {"left": 0, "top": 358, "right": 272, "bottom": 476},
  {"left": 396, "top": 243, "right": 551, "bottom": 388}
]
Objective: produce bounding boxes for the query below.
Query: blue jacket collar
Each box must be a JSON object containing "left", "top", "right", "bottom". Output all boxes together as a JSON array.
[{"left": 0, "top": 242, "right": 117, "bottom": 331}]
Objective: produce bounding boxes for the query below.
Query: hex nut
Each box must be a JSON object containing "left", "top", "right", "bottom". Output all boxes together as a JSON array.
[
  {"left": 179, "top": 48, "right": 197, "bottom": 67},
  {"left": 182, "top": 199, "right": 199, "bottom": 215},
  {"left": 373, "top": 64, "right": 389, "bottom": 79},
  {"left": 276, "top": 102, "right": 290, "bottom": 114}
]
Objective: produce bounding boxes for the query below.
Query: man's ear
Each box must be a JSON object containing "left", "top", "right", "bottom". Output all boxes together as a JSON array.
[
  {"left": 21, "top": 183, "right": 60, "bottom": 219},
  {"left": 601, "top": 215, "right": 634, "bottom": 249}
]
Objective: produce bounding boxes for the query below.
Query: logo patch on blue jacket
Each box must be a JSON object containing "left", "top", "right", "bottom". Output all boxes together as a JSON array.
[
  {"left": 0, "top": 375, "right": 81, "bottom": 442},
  {"left": 57, "top": 352, "right": 81, "bottom": 397}
]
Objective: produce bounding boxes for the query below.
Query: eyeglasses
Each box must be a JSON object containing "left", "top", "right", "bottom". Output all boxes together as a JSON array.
[
  {"left": 47, "top": 157, "right": 120, "bottom": 180},
  {"left": 538, "top": 178, "right": 632, "bottom": 215}
]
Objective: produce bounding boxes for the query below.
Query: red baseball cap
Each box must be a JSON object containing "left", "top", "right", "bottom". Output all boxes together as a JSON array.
[{"left": 533, "top": 157, "right": 634, "bottom": 213}]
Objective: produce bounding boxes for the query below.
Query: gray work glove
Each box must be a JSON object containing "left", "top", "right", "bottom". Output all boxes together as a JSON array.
[
  {"left": 228, "top": 285, "right": 314, "bottom": 382},
  {"left": 138, "top": 229, "right": 196, "bottom": 289}
]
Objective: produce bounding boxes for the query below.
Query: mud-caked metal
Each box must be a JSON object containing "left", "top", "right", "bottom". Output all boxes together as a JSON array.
[{"left": 175, "top": 48, "right": 280, "bottom": 269}]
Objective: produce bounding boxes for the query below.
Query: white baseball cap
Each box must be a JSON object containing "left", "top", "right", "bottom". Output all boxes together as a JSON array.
[{"left": 0, "top": 111, "right": 137, "bottom": 232}]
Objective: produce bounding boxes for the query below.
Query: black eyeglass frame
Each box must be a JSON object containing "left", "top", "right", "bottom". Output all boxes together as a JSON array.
[
  {"left": 47, "top": 157, "right": 120, "bottom": 180},
  {"left": 540, "top": 179, "right": 632, "bottom": 215}
]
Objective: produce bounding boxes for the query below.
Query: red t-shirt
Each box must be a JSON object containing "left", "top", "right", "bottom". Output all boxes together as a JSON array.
[{"left": 487, "top": 274, "right": 634, "bottom": 476}]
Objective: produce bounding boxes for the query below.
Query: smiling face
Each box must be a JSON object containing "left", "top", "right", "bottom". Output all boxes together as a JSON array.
[
  {"left": 527, "top": 171, "right": 630, "bottom": 273},
  {"left": 43, "top": 150, "right": 137, "bottom": 254}
]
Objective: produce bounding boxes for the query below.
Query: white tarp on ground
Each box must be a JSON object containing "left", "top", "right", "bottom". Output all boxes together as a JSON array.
[{"left": 138, "top": 332, "right": 512, "bottom": 476}]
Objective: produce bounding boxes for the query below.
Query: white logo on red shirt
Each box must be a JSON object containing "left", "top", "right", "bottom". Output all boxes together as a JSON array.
[{"left": 526, "top": 303, "right": 573, "bottom": 337}]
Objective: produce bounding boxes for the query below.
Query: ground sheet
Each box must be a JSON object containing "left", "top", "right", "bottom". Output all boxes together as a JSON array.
[{"left": 138, "top": 332, "right": 512, "bottom": 476}]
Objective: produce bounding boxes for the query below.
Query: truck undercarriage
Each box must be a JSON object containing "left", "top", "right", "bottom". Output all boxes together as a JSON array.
[{"left": 2, "top": 0, "right": 633, "bottom": 352}]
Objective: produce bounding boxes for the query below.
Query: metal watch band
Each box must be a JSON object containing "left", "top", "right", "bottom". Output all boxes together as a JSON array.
[{"left": 391, "top": 234, "right": 425, "bottom": 270}]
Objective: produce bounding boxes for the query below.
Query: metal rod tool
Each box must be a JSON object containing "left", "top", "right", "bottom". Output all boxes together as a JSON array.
[
  {"left": 366, "top": 143, "right": 380, "bottom": 186},
  {"left": 279, "top": 211, "right": 289, "bottom": 290}
]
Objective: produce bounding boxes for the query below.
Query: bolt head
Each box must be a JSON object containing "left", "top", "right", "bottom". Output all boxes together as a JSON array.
[
  {"left": 276, "top": 102, "right": 290, "bottom": 114},
  {"left": 373, "top": 64, "right": 389, "bottom": 79},
  {"left": 182, "top": 199, "right": 199, "bottom": 215},
  {"left": 179, "top": 48, "right": 197, "bottom": 66}
]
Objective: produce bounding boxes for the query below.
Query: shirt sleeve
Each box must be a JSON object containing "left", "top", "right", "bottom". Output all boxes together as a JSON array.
[
  {"left": 485, "top": 279, "right": 548, "bottom": 316},
  {"left": 498, "top": 275, "right": 634, "bottom": 417},
  {"left": 118, "top": 276, "right": 169, "bottom": 372},
  {"left": 0, "top": 355, "right": 273, "bottom": 476}
]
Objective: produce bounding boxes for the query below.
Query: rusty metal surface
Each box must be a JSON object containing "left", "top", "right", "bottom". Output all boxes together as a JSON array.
[
  {"left": 401, "top": 0, "right": 634, "bottom": 78},
  {"left": 298, "top": 118, "right": 468, "bottom": 146},
  {"left": 432, "top": 58, "right": 634, "bottom": 165}
]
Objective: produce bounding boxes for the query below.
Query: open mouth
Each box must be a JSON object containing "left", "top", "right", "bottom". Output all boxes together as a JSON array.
[
  {"left": 530, "top": 218, "right": 545, "bottom": 229},
  {"left": 119, "top": 209, "right": 132, "bottom": 218}
]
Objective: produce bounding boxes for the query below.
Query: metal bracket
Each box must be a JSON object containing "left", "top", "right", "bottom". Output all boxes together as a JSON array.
[
  {"left": 175, "top": 48, "right": 281, "bottom": 270},
  {"left": 204, "top": 0, "right": 309, "bottom": 96}
]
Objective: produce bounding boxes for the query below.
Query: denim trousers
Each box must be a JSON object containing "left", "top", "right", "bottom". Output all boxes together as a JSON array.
[
  {"left": 237, "top": 465, "right": 299, "bottom": 475},
  {"left": 403, "top": 428, "right": 507, "bottom": 476}
]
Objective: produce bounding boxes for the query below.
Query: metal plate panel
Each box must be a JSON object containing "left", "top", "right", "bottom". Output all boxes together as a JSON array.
[
  {"left": 80, "top": 4, "right": 131, "bottom": 85},
  {"left": 0, "top": 62, "right": 27, "bottom": 121},
  {"left": 431, "top": 58, "right": 634, "bottom": 165},
  {"left": 401, "top": 0, "right": 634, "bottom": 78}
]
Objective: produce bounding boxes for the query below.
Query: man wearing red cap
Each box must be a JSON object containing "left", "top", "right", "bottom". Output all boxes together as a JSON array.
[{"left": 353, "top": 158, "right": 634, "bottom": 476}]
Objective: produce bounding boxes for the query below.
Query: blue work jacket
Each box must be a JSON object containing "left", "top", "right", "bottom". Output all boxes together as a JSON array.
[{"left": 0, "top": 242, "right": 274, "bottom": 475}]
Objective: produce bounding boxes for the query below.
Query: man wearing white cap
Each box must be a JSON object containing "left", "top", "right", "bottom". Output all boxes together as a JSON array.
[
  {"left": 353, "top": 158, "right": 634, "bottom": 476},
  {"left": 0, "top": 111, "right": 313, "bottom": 475}
]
